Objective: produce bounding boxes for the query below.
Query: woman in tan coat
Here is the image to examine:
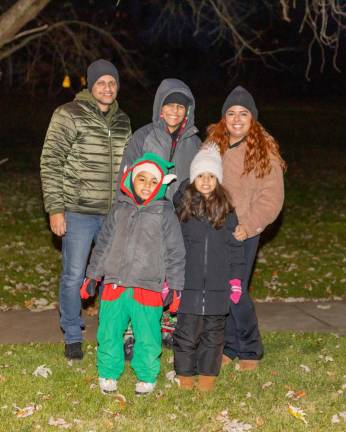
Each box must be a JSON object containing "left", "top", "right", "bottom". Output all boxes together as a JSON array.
[{"left": 205, "top": 86, "right": 286, "bottom": 369}]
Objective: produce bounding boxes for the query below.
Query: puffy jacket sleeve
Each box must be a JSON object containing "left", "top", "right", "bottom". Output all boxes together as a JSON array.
[
  {"left": 40, "top": 106, "right": 77, "bottom": 214},
  {"left": 162, "top": 207, "right": 186, "bottom": 291},
  {"left": 240, "top": 159, "right": 284, "bottom": 238},
  {"left": 226, "top": 212, "right": 246, "bottom": 281},
  {"left": 86, "top": 203, "right": 117, "bottom": 280}
]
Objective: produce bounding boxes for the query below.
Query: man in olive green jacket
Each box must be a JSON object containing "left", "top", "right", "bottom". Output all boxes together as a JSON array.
[{"left": 40, "top": 59, "right": 131, "bottom": 360}]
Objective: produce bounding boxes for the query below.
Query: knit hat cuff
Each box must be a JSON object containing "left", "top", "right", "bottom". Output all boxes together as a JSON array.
[
  {"left": 190, "top": 144, "right": 223, "bottom": 184},
  {"left": 132, "top": 163, "right": 162, "bottom": 182}
]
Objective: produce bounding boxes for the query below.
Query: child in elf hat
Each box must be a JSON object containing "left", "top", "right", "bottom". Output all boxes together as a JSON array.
[
  {"left": 173, "top": 145, "right": 245, "bottom": 392},
  {"left": 81, "top": 152, "right": 185, "bottom": 395}
]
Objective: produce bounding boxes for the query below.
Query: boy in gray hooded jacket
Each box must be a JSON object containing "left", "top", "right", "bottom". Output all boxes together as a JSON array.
[{"left": 81, "top": 152, "right": 185, "bottom": 395}]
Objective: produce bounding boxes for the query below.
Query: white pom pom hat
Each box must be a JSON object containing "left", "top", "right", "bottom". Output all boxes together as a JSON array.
[{"left": 190, "top": 143, "right": 223, "bottom": 184}]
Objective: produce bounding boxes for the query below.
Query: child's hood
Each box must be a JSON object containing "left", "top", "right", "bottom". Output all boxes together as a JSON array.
[{"left": 120, "top": 152, "right": 177, "bottom": 205}]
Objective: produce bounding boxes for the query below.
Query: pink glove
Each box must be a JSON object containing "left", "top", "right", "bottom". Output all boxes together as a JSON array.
[
  {"left": 229, "top": 279, "right": 242, "bottom": 304},
  {"left": 162, "top": 281, "right": 169, "bottom": 302}
]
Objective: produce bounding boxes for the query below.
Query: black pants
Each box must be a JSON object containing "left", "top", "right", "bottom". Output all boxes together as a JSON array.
[
  {"left": 224, "top": 235, "right": 264, "bottom": 360},
  {"left": 173, "top": 313, "right": 226, "bottom": 376}
]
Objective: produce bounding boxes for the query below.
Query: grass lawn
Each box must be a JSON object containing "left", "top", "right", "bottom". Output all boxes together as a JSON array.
[{"left": 0, "top": 333, "right": 346, "bottom": 431}]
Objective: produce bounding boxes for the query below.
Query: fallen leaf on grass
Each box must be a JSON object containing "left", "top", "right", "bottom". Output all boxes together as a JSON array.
[
  {"left": 319, "top": 355, "right": 334, "bottom": 362},
  {"left": 332, "top": 414, "right": 340, "bottom": 424},
  {"left": 33, "top": 365, "right": 52, "bottom": 378},
  {"left": 102, "top": 408, "right": 122, "bottom": 419},
  {"left": 331, "top": 412, "right": 346, "bottom": 424},
  {"left": 48, "top": 417, "right": 72, "bottom": 429},
  {"left": 155, "top": 390, "right": 165, "bottom": 399},
  {"left": 288, "top": 404, "right": 308, "bottom": 424},
  {"left": 113, "top": 394, "right": 126, "bottom": 408},
  {"left": 13, "top": 403, "right": 41, "bottom": 418},
  {"left": 256, "top": 416, "right": 264, "bottom": 427},
  {"left": 261, "top": 381, "right": 273, "bottom": 389},
  {"left": 166, "top": 370, "right": 179, "bottom": 385},
  {"left": 286, "top": 390, "right": 306, "bottom": 400},
  {"left": 216, "top": 410, "right": 252, "bottom": 431},
  {"left": 300, "top": 364, "right": 311, "bottom": 373}
]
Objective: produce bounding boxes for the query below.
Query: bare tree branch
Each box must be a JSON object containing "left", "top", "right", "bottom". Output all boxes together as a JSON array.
[{"left": 0, "top": 0, "right": 50, "bottom": 48}]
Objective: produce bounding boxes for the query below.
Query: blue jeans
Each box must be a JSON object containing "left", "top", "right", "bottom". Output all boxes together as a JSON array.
[{"left": 60, "top": 211, "right": 105, "bottom": 344}]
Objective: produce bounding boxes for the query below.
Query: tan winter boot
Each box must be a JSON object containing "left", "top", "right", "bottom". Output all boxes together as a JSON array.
[
  {"left": 239, "top": 359, "right": 259, "bottom": 371},
  {"left": 222, "top": 354, "right": 232, "bottom": 367},
  {"left": 177, "top": 375, "right": 195, "bottom": 390},
  {"left": 197, "top": 375, "right": 216, "bottom": 392}
]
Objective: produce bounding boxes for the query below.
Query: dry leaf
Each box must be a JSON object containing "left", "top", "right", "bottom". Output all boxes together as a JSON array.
[
  {"left": 113, "top": 393, "right": 126, "bottom": 408},
  {"left": 339, "top": 412, "right": 346, "bottom": 422},
  {"left": 33, "top": 364, "right": 52, "bottom": 378},
  {"left": 331, "top": 414, "right": 340, "bottom": 424},
  {"left": 48, "top": 417, "right": 72, "bottom": 429},
  {"left": 216, "top": 410, "right": 252, "bottom": 431},
  {"left": 166, "top": 370, "right": 179, "bottom": 384},
  {"left": 261, "top": 381, "right": 273, "bottom": 389},
  {"left": 13, "top": 403, "right": 41, "bottom": 418},
  {"left": 288, "top": 404, "right": 308, "bottom": 424},
  {"left": 300, "top": 364, "right": 311, "bottom": 373},
  {"left": 286, "top": 390, "right": 305, "bottom": 400},
  {"left": 256, "top": 416, "right": 264, "bottom": 427}
]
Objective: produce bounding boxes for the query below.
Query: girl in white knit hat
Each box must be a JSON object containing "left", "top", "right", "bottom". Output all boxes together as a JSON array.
[{"left": 172, "top": 145, "right": 245, "bottom": 392}]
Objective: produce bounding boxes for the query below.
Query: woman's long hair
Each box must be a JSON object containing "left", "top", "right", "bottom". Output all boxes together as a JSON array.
[
  {"left": 206, "top": 117, "right": 287, "bottom": 178},
  {"left": 178, "top": 181, "right": 233, "bottom": 229}
]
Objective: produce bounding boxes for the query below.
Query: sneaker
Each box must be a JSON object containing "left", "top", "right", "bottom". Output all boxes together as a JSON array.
[
  {"left": 99, "top": 377, "right": 118, "bottom": 394},
  {"left": 64, "top": 342, "right": 83, "bottom": 360},
  {"left": 135, "top": 381, "right": 156, "bottom": 395}
]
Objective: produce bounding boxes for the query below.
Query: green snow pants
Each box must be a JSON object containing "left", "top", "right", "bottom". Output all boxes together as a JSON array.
[{"left": 97, "top": 286, "right": 163, "bottom": 383}]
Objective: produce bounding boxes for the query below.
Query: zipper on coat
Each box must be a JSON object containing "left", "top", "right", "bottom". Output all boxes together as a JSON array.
[
  {"left": 108, "top": 128, "right": 113, "bottom": 212},
  {"left": 202, "top": 231, "right": 208, "bottom": 315}
]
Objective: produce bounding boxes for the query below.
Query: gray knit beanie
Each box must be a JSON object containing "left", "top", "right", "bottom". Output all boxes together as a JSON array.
[
  {"left": 221, "top": 86, "right": 258, "bottom": 119},
  {"left": 87, "top": 59, "right": 120, "bottom": 91},
  {"left": 190, "top": 144, "right": 223, "bottom": 184}
]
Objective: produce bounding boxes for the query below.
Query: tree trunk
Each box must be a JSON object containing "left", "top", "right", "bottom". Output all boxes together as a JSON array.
[{"left": 0, "top": 0, "right": 50, "bottom": 49}]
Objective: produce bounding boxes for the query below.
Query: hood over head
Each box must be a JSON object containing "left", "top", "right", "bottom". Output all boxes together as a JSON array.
[
  {"left": 121, "top": 152, "right": 177, "bottom": 205},
  {"left": 152, "top": 78, "right": 196, "bottom": 129}
]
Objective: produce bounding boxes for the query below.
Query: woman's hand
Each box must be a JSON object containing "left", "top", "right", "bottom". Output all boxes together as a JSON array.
[{"left": 233, "top": 224, "right": 248, "bottom": 241}]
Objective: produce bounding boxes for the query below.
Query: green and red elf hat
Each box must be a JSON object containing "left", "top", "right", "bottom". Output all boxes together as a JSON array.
[{"left": 120, "top": 152, "right": 177, "bottom": 205}]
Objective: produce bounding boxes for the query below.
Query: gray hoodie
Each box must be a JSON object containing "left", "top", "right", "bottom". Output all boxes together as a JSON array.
[{"left": 118, "top": 79, "right": 201, "bottom": 200}]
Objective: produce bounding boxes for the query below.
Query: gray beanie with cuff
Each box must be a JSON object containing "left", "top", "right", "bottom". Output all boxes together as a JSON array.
[
  {"left": 221, "top": 86, "right": 258, "bottom": 119},
  {"left": 87, "top": 59, "right": 120, "bottom": 91}
]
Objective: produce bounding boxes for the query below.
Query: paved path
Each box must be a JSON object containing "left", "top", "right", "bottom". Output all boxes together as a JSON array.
[{"left": 1, "top": 301, "right": 345, "bottom": 344}]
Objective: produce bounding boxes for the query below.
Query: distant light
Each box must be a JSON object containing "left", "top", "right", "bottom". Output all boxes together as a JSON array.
[
  {"left": 80, "top": 76, "right": 86, "bottom": 87},
  {"left": 62, "top": 75, "right": 71, "bottom": 88}
]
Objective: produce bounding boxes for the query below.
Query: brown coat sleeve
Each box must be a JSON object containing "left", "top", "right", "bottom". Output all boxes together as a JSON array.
[{"left": 239, "top": 159, "right": 284, "bottom": 237}]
